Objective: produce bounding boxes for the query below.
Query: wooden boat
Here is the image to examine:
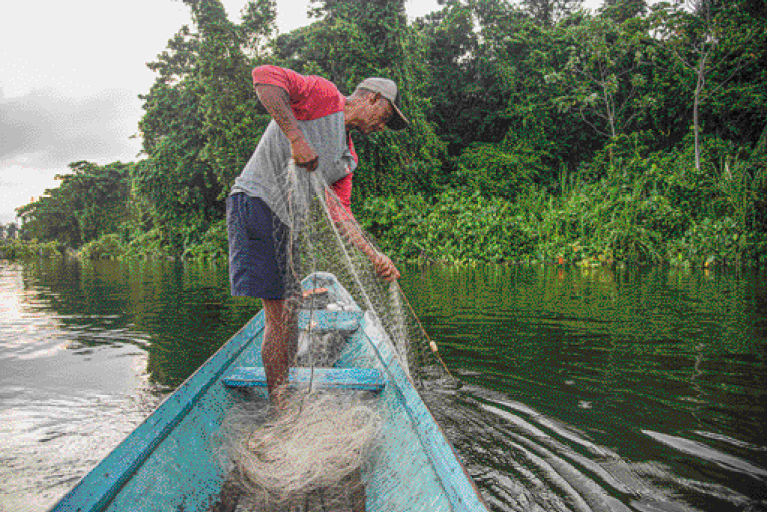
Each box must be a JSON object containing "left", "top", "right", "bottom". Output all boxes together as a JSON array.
[{"left": 50, "top": 272, "right": 488, "bottom": 512}]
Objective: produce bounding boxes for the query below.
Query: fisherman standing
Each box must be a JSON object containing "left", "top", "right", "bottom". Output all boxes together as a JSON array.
[{"left": 227, "top": 65, "right": 407, "bottom": 405}]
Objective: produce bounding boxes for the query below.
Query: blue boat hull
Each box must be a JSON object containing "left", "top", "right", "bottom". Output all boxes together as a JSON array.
[{"left": 51, "top": 273, "right": 487, "bottom": 512}]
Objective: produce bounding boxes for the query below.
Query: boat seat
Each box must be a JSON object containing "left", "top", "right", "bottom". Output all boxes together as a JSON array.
[
  {"left": 222, "top": 366, "right": 385, "bottom": 392},
  {"left": 298, "top": 309, "right": 363, "bottom": 331}
]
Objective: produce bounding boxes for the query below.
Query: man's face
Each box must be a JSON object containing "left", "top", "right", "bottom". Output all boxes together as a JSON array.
[{"left": 359, "top": 94, "right": 394, "bottom": 135}]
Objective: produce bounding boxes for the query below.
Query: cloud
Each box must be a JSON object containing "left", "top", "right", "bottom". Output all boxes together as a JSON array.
[
  {"left": 0, "top": 164, "right": 63, "bottom": 224},
  {"left": 0, "top": 87, "right": 143, "bottom": 169}
]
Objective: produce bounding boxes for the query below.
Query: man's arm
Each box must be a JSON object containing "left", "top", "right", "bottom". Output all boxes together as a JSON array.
[
  {"left": 325, "top": 189, "right": 400, "bottom": 282},
  {"left": 255, "top": 84, "right": 319, "bottom": 171}
]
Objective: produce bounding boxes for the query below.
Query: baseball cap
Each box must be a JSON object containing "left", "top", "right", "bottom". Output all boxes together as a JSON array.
[{"left": 356, "top": 77, "right": 409, "bottom": 131}]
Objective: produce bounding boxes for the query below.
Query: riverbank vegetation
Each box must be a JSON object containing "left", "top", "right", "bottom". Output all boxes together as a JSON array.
[{"left": 9, "top": 0, "right": 767, "bottom": 267}]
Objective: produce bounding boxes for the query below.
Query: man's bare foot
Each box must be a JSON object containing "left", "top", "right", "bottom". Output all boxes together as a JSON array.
[{"left": 270, "top": 385, "right": 293, "bottom": 412}]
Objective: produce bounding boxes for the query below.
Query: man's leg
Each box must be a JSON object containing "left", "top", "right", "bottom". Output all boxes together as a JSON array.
[{"left": 261, "top": 298, "right": 299, "bottom": 407}]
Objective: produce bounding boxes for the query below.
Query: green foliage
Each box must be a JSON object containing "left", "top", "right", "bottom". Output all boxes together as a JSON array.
[
  {"left": 649, "top": 0, "right": 766, "bottom": 170},
  {"left": 134, "top": 0, "right": 275, "bottom": 254},
  {"left": 182, "top": 220, "right": 229, "bottom": 262},
  {"left": 0, "top": 222, "right": 19, "bottom": 241},
  {"left": 667, "top": 217, "right": 742, "bottom": 267},
  {"left": 357, "top": 194, "right": 431, "bottom": 261},
  {"left": 358, "top": 188, "right": 535, "bottom": 264},
  {"left": 0, "top": 240, "right": 61, "bottom": 260},
  {"left": 358, "top": 131, "right": 765, "bottom": 267},
  {"left": 521, "top": 0, "right": 583, "bottom": 27},
  {"left": 79, "top": 234, "right": 125, "bottom": 261},
  {"left": 11, "top": 0, "right": 767, "bottom": 269},
  {"left": 545, "top": 14, "right": 654, "bottom": 140},
  {"left": 122, "top": 228, "right": 175, "bottom": 260},
  {"left": 134, "top": 23, "right": 223, "bottom": 252},
  {"left": 416, "top": 2, "right": 486, "bottom": 156},
  {"left": 456, "top": 139, "right": 540, "bottom": 198},
  {"left": 193, "top": 0, "right": 275, "bottom": 194},
  {"left": 599, "top": 0, "right": 647, "bottom": 23},
  {"left": 16, "top": 161, "right": 131, "bottom": 248}
]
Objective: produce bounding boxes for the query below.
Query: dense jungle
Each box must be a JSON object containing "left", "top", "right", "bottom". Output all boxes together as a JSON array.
[{"left": 3, "top": 0, "right": 766, "bottom": 268}]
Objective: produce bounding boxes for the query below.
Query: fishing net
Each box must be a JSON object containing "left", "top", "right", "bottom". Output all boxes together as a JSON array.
[
  {"left": 273, "top": 161, "right": 452, "bottom": 382},
  {"left": 222, "top": 391, "right": 380, "bottom": 511},
  {"left": 221, "top": 161, "right": 459, "bottom": 511}
]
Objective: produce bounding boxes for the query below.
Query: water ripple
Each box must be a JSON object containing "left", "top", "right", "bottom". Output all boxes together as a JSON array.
[{"left": 425, "top": 382, "right": 766, "bottom": 512}]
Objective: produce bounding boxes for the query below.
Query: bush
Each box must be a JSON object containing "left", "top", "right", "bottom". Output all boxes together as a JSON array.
[
  {"left": 424, "top": 189, "right": 535, "bottom": 264},
  {"left": 183, "top": 220, "right": 228, "bottom": 262},
  {"left": 0, "top": 240, "right": 61, "bottom": 260},
  {"left": 122, "top": 228, "right": 174, "bottom": 260},
  {"left": 667, "top": 217, "right": 743, "bottom": 267},
  {"left": 358, "top": 194, "right": 431, "bottom": 262},
  {"left": 79, "top": 234, "right": 124, "bottom": 260},
  {"left": 358, "top": 188, "right": 535, "bottom": 264},
  {"left": 456, "top": 140, "right": 541, "bottom": 199},
  {"left": 357, "top": 140, "right": 764, "bottom": 267}
]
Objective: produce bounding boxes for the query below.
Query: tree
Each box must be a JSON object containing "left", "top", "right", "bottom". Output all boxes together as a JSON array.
[
  {"left": 16, "top": 161, "right": 131, "bottom": 247},
  {"left": 473, "top": 1, "right": 596, "bottom": 173},
  {"left": 238, "top": 0, "right": 278, "bottom": 59},
  {"left": 417, "top": 1, "right": 484, "bottom": 156},
  {"left": 6, "top": 223, "right": 18, "bottom": 240},
  {"left": 193, "top": 0, "right": 276, "bottom": 191},
  {"left": 650, "top": 0, "right": 762, "bottom": 170},
  {"left": 599, "top": 0, "right": 647, "bottom": 23},
  {"left": 545, "top": 15, "right": 654, "bottom": 146},
  {"left": 135, "top": 0, "right": 275, "bottom": 251},
  {"left": 695, "top": 0, "right": 767, "bottom": 147},
  {"left": 521, "top": 0, "right": 583, "bottom": 26},
  {"left": 274, "top": 0, "right": 447, "bottom": 197},
  {"left": 420, "top": 0, "right": 602, "bottom": 181}
]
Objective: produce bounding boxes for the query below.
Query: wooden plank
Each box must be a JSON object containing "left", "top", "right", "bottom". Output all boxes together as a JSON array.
[
  {"left": 222, "top": 366, "right": 385, "bottom": 392},
  {"left": 298, "top": 309, "right": 363, "bottom": 331}
]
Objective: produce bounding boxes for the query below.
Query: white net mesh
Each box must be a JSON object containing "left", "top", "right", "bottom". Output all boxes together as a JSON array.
[
  {"left": 274, "top": 161, "right": 451, "bottom": 383},
  {"left": 222, "top": 391, "right": 379, "bottom": 511},
  {"left": 221, "top": 162, "right": 459, "bottom": 511}
]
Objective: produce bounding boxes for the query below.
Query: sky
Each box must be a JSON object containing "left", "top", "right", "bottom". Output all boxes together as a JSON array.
[{"left": 0, "top": 0, "right": 607, "bottom": 225}]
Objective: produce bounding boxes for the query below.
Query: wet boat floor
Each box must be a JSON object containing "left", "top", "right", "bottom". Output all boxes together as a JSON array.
[
  {"left": 212, "top": 306, "right": 368, "bottom": 512},
  {"left": 211, "top": 473, "right": 366, "bottom": 512}
]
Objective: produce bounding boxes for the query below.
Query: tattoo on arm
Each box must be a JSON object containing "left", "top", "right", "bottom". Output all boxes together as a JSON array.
[{"left": 256, "top": 85, "right": 302, "bottom": 142}]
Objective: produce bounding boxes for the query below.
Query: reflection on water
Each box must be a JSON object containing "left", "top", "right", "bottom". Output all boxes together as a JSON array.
[
  {"left": 0, "top": 258, "right": 259, "bottom": 509},
  {"left": 406, "top": 264, "right": 767, "bottom": 512},
  {"left": 1, "top": 259, "right": 765, "bottom": 511},
  {"left": 0, "top": 388, "right": 162, "bottom": 510}
]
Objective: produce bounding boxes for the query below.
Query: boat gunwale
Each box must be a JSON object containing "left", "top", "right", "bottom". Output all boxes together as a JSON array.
[
  {"left": 358, "top": 312, "right": 488, "bottom": 512},
  {"left": 49, "top": 313, "right": 266, "bottom": 512}
]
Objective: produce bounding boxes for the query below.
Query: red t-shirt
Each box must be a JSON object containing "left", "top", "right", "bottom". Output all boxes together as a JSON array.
[
  {"left": 252, "top": 65, "right": 346, "bottom": 121},
  {"left": 252, "top": 66, "right": 356, "bottom": 211}
]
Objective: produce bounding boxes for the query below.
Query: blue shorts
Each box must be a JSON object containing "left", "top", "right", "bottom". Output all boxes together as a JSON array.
[{"left": 226, "top": 193, "right": 299, "bottom": 300}]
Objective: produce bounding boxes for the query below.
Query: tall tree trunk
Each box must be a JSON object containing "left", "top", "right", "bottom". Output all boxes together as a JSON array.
[{"left": 693, "top": 52, "right": 708, "bottom": 172}]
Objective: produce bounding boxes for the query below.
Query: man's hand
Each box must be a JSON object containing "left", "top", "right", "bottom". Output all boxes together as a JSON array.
[
  {"left": 255, "top": 84, "right": 319, "bottom": 171},
  {"left": 287, "top": 131, "right": 319, "bottom": 172},
  {"left": 373, "top": 253, "right": 400, "bottom": 282}
]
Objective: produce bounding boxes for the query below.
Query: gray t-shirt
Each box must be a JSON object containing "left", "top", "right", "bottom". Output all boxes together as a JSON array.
[{"left": 231, "top": 111, "right": 357, "bottom": 227}]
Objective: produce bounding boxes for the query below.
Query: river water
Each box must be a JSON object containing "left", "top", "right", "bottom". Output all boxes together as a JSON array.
[{"left": 1, "top": 258, "right": 765, "bottom": 511}]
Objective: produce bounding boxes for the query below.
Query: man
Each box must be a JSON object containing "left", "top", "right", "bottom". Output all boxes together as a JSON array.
[{"left": 227, "top": 65, "right": 406, "bottom": 405}]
